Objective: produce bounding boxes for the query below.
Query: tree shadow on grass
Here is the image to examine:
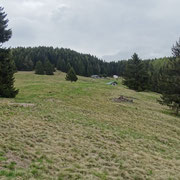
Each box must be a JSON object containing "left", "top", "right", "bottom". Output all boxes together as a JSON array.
[{"left": 162, "top": 108, "right": 180, "bottom": 118}]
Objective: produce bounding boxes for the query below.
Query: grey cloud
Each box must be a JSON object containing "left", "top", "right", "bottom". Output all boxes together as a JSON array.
[{"left": 1, "top": 0, "right": 180, "bottom": 60}]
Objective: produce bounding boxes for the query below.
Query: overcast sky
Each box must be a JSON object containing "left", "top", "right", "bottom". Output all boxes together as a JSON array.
[{"left": 1, "top": 0, "right": 180, "bottom": 61}]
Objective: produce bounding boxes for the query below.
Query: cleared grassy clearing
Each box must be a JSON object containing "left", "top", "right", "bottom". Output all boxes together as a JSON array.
[{"left": 0, "top": 71, "right": 180, "bottom": 180}]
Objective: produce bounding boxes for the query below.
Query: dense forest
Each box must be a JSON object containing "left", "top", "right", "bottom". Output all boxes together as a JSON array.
[
  {"left": 11, "top": 46, "right": 172, "bottom": 79},
  {"left": 11, "top": 46, "right": 126, "bottom": 77}
]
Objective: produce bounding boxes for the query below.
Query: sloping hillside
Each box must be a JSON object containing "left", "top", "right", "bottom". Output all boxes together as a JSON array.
[{"left": 0, "top": 72, "right": 180, "bottom": 180}]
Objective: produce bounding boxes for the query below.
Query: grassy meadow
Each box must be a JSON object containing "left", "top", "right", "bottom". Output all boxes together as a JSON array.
[{"left": 0, "top": 71, "right": 180, "bottom": 180}]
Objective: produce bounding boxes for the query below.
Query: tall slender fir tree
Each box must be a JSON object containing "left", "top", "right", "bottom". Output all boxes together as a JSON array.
[
  {"left": 0, "top": 7, "right": 18, "bottom": 98},
  {"left": 123, "top": 53, "right": 149, "bottom": 91},
  {"left": 158, "top": 40, "right": 180, "bottom": 115}
]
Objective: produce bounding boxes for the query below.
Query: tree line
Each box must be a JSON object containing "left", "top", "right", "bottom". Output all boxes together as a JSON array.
[
  {"left": 12, "top": 45, "right": 176, "bottom": 90},
  {"left": 11, "top": 46, "right": 175, "bottom": 94},
  {"left": 11, "top": 46, "right": 127, "bottom": 77},
  {"left": 11, "top": 46, "right": 173, "bottom": 78}
]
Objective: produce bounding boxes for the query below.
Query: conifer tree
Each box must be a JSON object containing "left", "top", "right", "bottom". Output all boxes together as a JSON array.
[
  {"left": 0, "top": 7, "right": 18, "bottom": 98},
  {"left": 44, "top": 59, "right": 54, "bottom": 75},
  {"left": 172, "top": 38, "right": 180, "bottom": 57},
  {"left": 123, "top": 53, "right": 148, "bottom": 91},
  {"left": 158, "top": 40, "right": 180, "bottom": 115},
  {"left": 66, "top": 67, "right": 78, "bottom": 82},
  {"left": 0, "top": 7, "right": 12, "bottom": 46},
  {"left": 35, "top": 61, "right": 44, "bottom": 75}
]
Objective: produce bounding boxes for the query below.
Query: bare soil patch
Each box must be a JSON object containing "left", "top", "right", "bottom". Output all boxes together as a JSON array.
[{"left": 113, "top": 95, "right": 135, "bottom": 103}]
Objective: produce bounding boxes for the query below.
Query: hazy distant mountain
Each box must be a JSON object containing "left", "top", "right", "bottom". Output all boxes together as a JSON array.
[
  {"left": 102, "top": 52, "right": 131, "bottom": 62},
  {"left": 102, "top": 50, "right": 170, "bottom": 62}
]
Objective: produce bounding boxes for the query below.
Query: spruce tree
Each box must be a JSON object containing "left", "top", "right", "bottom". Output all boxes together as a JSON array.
[
  {"left": 0, "top": 7, "right": 12, "bottom": 46},
  {"left": 172, "top": 38, "right": 180, "bottom": 57},
  {"left": 44, "top": 59, "right": 54, "bottom": 75},
  {"left": 66, "top": 67, "right": 78, "bottom": 82},
  {"left": 35, "top": 61, "right": 44, "bottom": 75},
  {"left": 158, "top": 40, "right": 180, "bottom": 115},
  {"left": 123, "top": 53, "right": 149, "bottom": 91},
  {"left": 0, "top": 7, "right": 18, "bottom": 98}
]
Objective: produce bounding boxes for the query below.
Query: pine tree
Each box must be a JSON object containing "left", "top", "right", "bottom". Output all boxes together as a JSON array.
[
  {"left": 66, "top": 67, "right": 78, "bottom": 82},
  {"left": 172, "top": 38, "right": 180, "bottom": 57},
  {"left": 0, "top": 7, "right": 18, "bottom": 98},
  {"left": 123, "top": 53, "right": 149, "bottom": 91},
  {"left": 0, "top": 49, "right": 18, "bottom": 97},
  {"left": 158, "top": 40, "right": 180, "bottom": 115},
  {"left": 35, "top": 61, "right": 44, "bottom": 75},
  {"left": 0, "top": 7, "right": 12, "bottom": 46},
  {"left": 44, "top": 59, "right": 54, "bottom": 75}
]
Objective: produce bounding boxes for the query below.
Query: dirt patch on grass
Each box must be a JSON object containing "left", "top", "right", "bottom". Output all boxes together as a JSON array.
[{"left": 113, "top": 95, "right": 135, "bottom": 103}]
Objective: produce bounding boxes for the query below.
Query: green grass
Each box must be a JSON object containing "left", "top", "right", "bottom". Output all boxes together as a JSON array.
[{"left": 0, "top": 71, "right": 180, "bottom": 180}]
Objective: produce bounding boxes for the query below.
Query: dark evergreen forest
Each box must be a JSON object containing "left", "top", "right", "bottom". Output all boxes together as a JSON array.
[
  {"left": 11, "top": 46, "right": 172, "bottom": 77},
  {"left": 11, "top": 46, "right": 127, "bottom": 77}
]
